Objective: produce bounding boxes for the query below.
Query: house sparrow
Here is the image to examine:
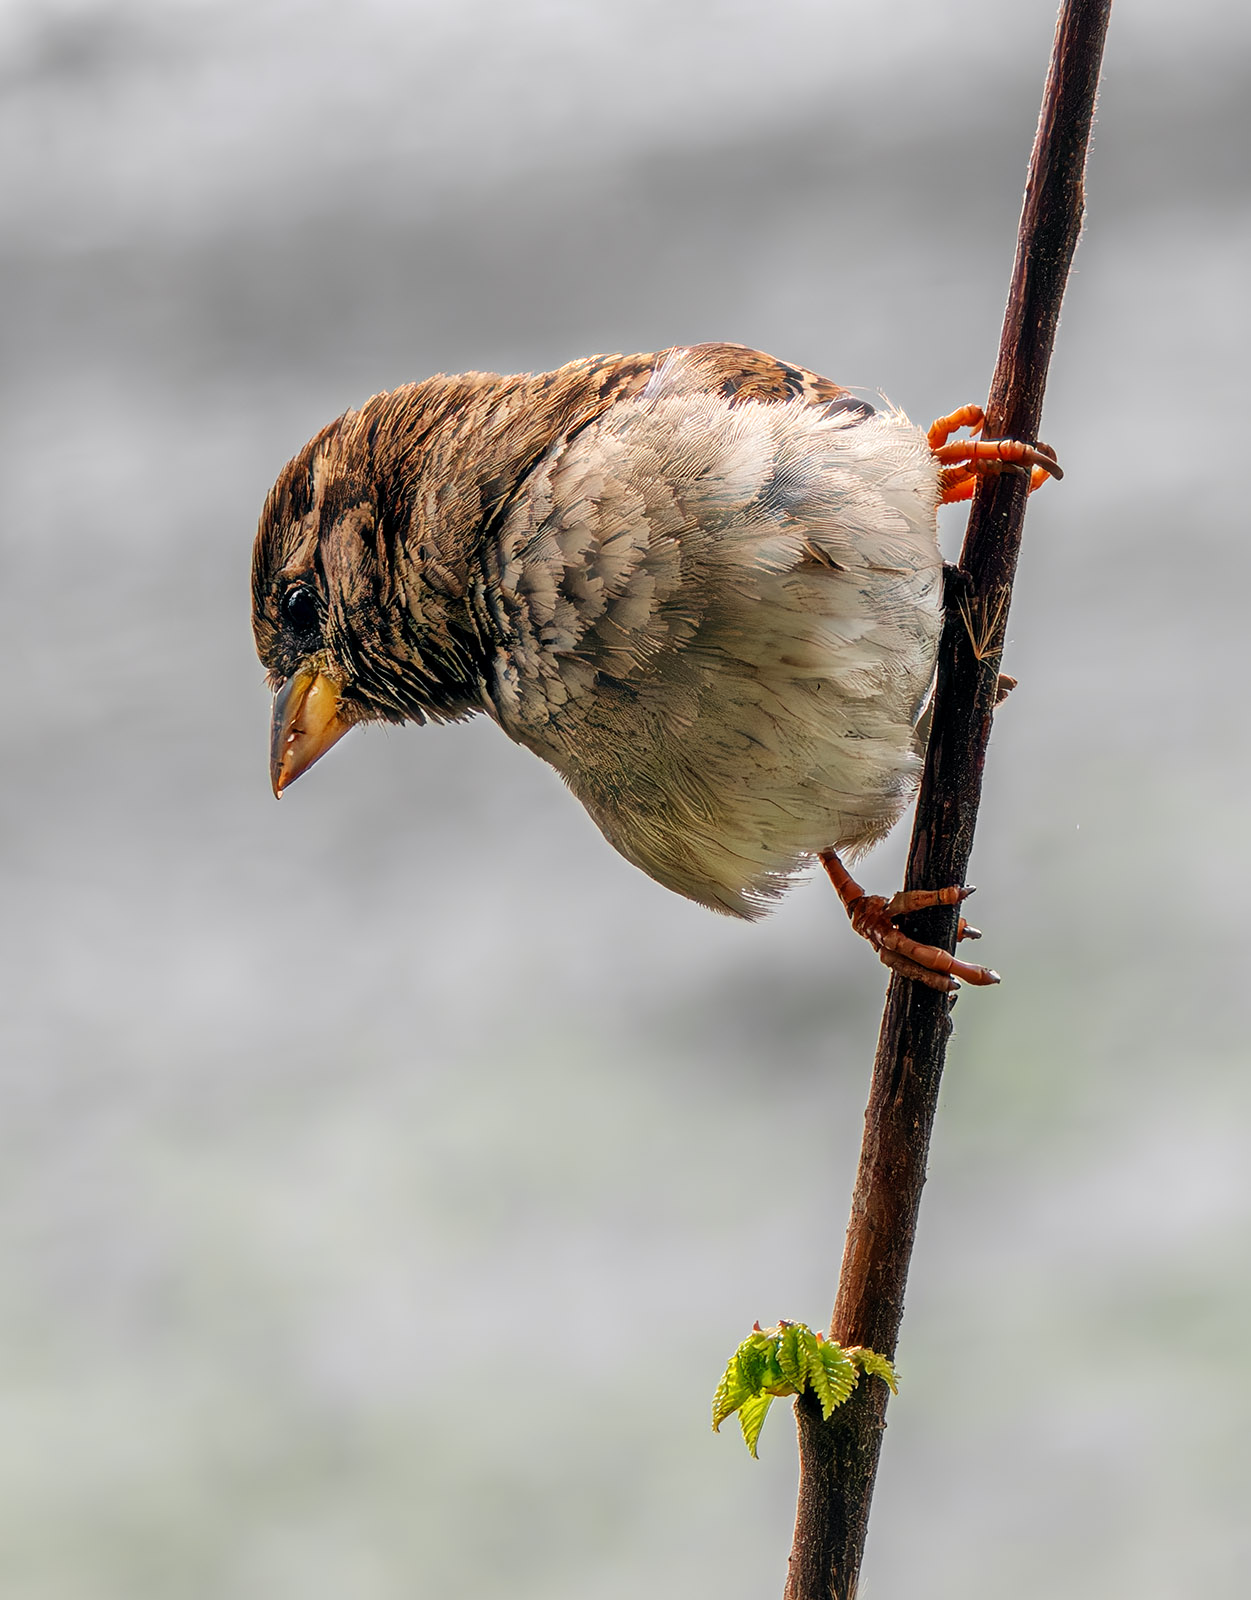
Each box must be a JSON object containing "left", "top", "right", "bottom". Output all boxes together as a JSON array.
[{"left": 251, "top": 343, "right": 1058, "bottom": 989}]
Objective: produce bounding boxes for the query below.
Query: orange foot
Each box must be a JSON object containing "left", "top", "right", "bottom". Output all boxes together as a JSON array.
[
  {"left": 929, "top": 404, "right": 1062, "bottom": 505},
  {"left": 819, "top": 849, "right": 999, "bottom": 993}
]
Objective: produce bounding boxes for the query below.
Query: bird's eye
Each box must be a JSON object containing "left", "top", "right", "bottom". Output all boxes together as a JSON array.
[{"left": 282, "top": 584, "right": 319, "bottom": 634}]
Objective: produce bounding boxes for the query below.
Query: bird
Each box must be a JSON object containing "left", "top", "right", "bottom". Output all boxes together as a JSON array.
[{"left": 251, "top": 342, "right": 1058, "bottom": 990}]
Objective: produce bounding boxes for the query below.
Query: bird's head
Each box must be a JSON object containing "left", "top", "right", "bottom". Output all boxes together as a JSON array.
[
  {"left": 252, "top": 357, "right": 656, "bottom": 797},
  {"left": 251, "top": 389, "right": 491, "bottom": 797}
]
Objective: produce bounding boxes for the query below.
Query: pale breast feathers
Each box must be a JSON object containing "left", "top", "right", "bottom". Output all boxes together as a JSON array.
[{"left": 472, "top": 349, "right": 944, "bottom": 915}]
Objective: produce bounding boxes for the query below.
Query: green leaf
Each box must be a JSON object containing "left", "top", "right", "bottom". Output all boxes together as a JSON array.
[
  {"left": 737, "top": 1392, "right": 775, "bottom": 1458},
  {"left": 712, "top": 1352, "right": 753, "bottom": 1432},
  {"left": 776, "top": 1322, "right": 805, "bottom": 1389},
  {"left": 801, "top": 1326, "right": 842, "bottom": 1418},
  {"left": 713, "top": 1331, "right": 780, "bottom": 1431},
  {"left": 818, "top": 1341, "right": 859, "bottom": 1415},
  {"left": 735, "top": 1337, "right": 769, "bottom": 1395},
  {"left": 759, "top": 1345, "right": 789, "bottom": 1395},
  {"left": 846, "top": 1346, "right": 899, "bottom": 1394}
]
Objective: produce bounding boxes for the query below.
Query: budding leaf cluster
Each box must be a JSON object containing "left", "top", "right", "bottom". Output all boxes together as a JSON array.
[{"left": 712, "top": 1322, "right": 898, "bottom": 1458}]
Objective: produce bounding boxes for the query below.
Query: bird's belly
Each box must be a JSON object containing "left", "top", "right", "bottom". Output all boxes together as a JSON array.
[{"left": 524, "top": 612, "right": 939, "bottom": 919}]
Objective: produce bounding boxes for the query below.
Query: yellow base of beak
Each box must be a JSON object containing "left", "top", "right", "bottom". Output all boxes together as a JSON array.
[{"left": 270, "top": 668, "right": 352, "bottom": 796}]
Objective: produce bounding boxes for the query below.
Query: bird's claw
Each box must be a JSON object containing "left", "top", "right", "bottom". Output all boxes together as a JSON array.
[
  {"left": 819, "top": 851, "right": 1000, "bottom": 992},
  {"left": 929, "top": 404, "right": 1062, "bottom": 506}
]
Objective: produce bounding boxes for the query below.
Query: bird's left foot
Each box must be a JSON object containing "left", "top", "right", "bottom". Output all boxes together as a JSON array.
[
  {"left": 819, "top": 850, "right": 999, "bottom": 993},
  {"left": 929, "top": 404, "right": 1062, "bottom": 505}
]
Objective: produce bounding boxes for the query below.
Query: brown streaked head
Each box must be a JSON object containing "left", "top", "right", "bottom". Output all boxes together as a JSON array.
[{"left": 250, "top": 390, "right": 494, "bottom": 795}]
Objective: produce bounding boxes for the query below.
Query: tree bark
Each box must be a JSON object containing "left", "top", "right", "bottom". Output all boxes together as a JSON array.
[{"left": 784, "top": 4, "right": 1113, "bottom": 1596}]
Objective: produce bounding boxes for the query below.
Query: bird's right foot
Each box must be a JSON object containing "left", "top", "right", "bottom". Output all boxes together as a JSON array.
[{"left": 819, "top": 849, "right": 999, "bottom": 993}]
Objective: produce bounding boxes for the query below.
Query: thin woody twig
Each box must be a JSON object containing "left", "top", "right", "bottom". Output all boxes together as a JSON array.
[
  {"left": 956, "top": 584, "right": 1010, "bottom": 662},
  {"left": 783, "top": 4, "right": 1113, "bottom": 1597}
]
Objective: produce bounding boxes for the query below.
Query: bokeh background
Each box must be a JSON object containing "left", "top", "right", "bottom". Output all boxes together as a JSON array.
[{"left": 3, "top": 1, "right": 1249, "bottom": 1595}]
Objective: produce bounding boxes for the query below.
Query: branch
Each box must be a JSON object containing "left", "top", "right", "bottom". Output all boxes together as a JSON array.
[{"left": 783, "top": 5, "right": 1113, "bottom": 1596}]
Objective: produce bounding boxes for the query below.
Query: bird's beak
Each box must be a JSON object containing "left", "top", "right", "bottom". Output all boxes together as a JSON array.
[{"left": 269, "top": 666, "right": 352, "bottom": 797}]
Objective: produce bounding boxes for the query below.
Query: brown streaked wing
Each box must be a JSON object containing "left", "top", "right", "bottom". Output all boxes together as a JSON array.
[{"left": 661, "top": 342, "right": 856, "bottom": 409}]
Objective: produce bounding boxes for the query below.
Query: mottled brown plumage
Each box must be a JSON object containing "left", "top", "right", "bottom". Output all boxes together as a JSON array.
[
  {"left": 252, "top": 342, "right": 1040, "bottom": 981},
  {"left": 252, "top": 344, "right": 861, "bottom": 719}
]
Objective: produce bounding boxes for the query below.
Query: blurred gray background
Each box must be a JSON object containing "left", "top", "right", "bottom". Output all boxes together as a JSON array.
[{"left": 2, "top": 1, "right": 1249, "bottom": 1595}]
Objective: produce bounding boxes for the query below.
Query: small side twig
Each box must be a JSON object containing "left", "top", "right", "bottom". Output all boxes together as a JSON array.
[
  {"left": 955, "top": 583, "right": 1011, "bottom": 662},
  {"left": 783, "top": 5, "right": 1113, "bottom": 1597}
]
